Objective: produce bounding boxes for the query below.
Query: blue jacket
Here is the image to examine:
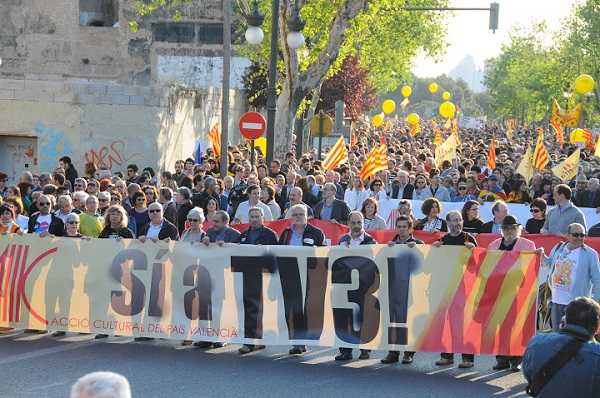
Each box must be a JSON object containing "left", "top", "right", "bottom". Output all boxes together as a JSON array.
[
  {"left": 522, "top": 324, "right": 600, "bottom": 397},
  {"left": 543, "top": 242, "right": 600, "bottom": 301}
]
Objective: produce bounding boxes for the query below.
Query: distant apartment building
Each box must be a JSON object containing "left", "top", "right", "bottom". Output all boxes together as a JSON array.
[{"left": 0, "top": 0, "right": 249, "bottom": 182}]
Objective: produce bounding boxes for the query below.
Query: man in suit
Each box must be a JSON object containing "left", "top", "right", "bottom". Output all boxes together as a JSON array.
[
  {"left": 203, "top": 210, "right": 241, "bottom": 245},
  {"left": 138, "top": 202, "right": 179, "bottom": 241},
  {"left": 335, "top": 211, "right": 377, "bottom": 361},
  {"left": 278, "top": 169, "right": 297, "bottom": 212},
  {"left": 175, "top": 187, "right": 194, "bottom": 235},
  {"left": 278, "top": 204, "right": 325, "bottom": 355},
  {"left": 283, "top": 187, "right": 314, "bottom": 219},
  {"left": 238, "top": 207, "right": 278, "bottom": 355},
  {"left": 481, "top": 200, "right": 509, "bottom": 234},
  {"left": 158, "top": 187, "right": 177, "bottom": 226},
  {"left": 390, "top": 171, "right": 414, "bottom": 199},
  {"left": 313, "top": 183, "right": 350, "bottom": 224}
]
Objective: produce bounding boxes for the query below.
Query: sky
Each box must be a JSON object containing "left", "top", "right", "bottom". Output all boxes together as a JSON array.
[{"left": 412, "top": 0, "right": 578, "bottom": 77}]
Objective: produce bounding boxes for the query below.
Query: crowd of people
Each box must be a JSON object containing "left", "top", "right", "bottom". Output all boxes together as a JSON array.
[{"left": 0, "top": 121, "right": 599, "bottom": 389}]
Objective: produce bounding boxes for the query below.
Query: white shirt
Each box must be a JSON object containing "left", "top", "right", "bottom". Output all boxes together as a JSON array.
[
  {"left": 344, "top": 189, "right": 369, "bottom": 211},
  {"left": 349, "top": 233, "right": 366, "bottom": 247},
  {"left": 146, "top": 222, "right": 163, "bottom": 239},
  {"left": 550, "top": 246, "right": 581, "bottom": 305},
  {"left": 33, "top": 214, "right": 52, "bottom": 235},
  {"left": 234, "top": 201, "right": 273, "bottom": 223}
]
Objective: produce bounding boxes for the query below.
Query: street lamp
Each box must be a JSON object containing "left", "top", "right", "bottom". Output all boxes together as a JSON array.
[{"left": 245, "top": 0, "right": 305, "bottom": 165}]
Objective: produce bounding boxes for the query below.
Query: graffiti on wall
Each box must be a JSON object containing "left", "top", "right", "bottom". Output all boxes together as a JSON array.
[
  {"left": 34, "top": 122, "right": 73, "bottom": 172},
  {"left": 84, "top": 140, "right": 142, "bottom": 171}
]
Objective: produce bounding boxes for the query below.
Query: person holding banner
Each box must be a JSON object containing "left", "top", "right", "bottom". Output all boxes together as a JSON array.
[
  {"left": 525, "top": 198, "right": 547, "bottom": 234},
  {"left": 335, "top": 211, "right": 377, "bottom": 361},
  {"left": 27, "top": 194, "right": 64, "bottom": 237},
  {"left": 138, "top": 202, "right": 179, "bottom": 242},
  {"left": 487, "top": 215, "right": 537, "bottom": 371},
  {"left": 415, "top": 198, "right": 447, "bottom": 233},
  {"left": 237, "top": 207, "right": 279, "bottom": 355},
  {"left": 432, "top": 210, "right": 477, "bottom": 368},
  {"left": 381, "top": 215, "right": 424, "bottom": 365},
  {"left": 481, "top": 200, "right": 509, "bottom": 234},
  {"left": 202, "top": 211, "right": 241, "bottom": 245},
  {"left": 279, "top": 204, "right": 325, "bottom": 355},
  {"left": 314, "top": 183, "right": 350, "bottom": 224},
  {"left": 180, "top": 207, "right": 206, "bottom": 242}
]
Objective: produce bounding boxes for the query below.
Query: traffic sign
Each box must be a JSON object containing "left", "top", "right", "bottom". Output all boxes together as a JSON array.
[{"left": 239, "top": 112, "right": 267, "bottom": 140}]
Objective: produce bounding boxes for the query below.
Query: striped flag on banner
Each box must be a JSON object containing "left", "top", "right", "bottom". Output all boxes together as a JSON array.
[
  {"left": 533, "top": 128, "right": 550, "bottom": 170},
  {"left": 208, "top": 124, "right": 221, "bottom": 158},
  {"left": 550, "top": 118, "right": 564, "bottom": 148},
  {"left": 322, "top": 136, "right": 348, "bottom": 171},
  {"left": 359, "top": 144, "right": 388, "bottom": 180}
]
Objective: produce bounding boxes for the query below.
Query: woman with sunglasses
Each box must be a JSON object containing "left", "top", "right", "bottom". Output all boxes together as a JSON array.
[
  {"left": 142, "top": 185, "right": 158, "bottom": 205},
  {"left": 180, "top": 207, "right": 206, "bottom": 242},
  {"left": 99, "top": 205, "right": 134, "bottom": 239},
  {"left": 129, "top": 191, "right": 150, "bottom": 237},
  {"left": 63, "top": 213, "right": 85, "bottom": 238},
  {"left": 525, "top": 198, "right": 547, "bottom": 234}
]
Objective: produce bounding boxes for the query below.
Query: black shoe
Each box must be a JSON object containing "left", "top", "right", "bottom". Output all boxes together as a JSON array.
[
  {"left": 358, "top": 350, "right": 370, "bottom": 360},
  {"left": 24, "top": 329, "right": 46, "bottom": 334},
  {"left": 94, "top": 334, "right": 109, "bottom": 339},
  {"left": 509, "top": 361, "right": 522, "bottom": 372},
  {"left": 493, "top": 361, "right": 510, "bottom": 371},
  {"left": 51, "top": 331, "right": 66, "bottom": 337},
  {"left": 401, "top": 352, "right": 414, "bottom": 364},
  {"left": 381, "top": 352, "right": 399, "bottom": 364},
  {"left": 193, "top": 341, "right": 213, "bottom": 348},
  {"left": 289, "top": 345, "right": 306, "bottom": 355},
  {"left": 212, "top": 342, "right": 226, "bottom": 348},
  {"left": 335, "top": 352, "right": 353, "bottom": 361},
  {"left": 239, "top": 345, "right": 254, "bottom": 354}
]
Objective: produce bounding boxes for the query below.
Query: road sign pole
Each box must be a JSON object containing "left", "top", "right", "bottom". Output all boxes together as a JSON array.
[
  {"left": 318, "top": 113, "right": 324, "bottom": 161},
  {"left": 250, "top": 139, "right": 255, "bottom": 168}
]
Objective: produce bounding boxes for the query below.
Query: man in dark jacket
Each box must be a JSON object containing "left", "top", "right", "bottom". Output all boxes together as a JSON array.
[
  {"left": 159, "top": 187, "right": 177, "bottom": 226},
  {"left": 335, "top": 211, "right": 376, "bottom": 361},
  {"left": 138, "top": 202, "right": 179, "bottom": 241},
  {"left": 28, "top": 194, "right": 64, "bottom": 236},
  {"left": 522, "top": 297, "right": 600, "bottom": 397},
  {"left": 175, "top": 187, "right": 194, "bottom": 235},
  {"left": 278, "top": 204, "right": 325, "bottom": 355},
  {"left": 203, "top": 211, "right": 241, "bottom": 244},
  {"left": 391, "top": 171, "right": 414, "bottom": 199},
  {"left": 313, "top": 183, "right": 350, "bottom": 224},
  {"left": 480, "top": 200, "right": 509, "bottom": 234},
  {"left": 237, "top": 207, "right": 278, "bottom": 355}
]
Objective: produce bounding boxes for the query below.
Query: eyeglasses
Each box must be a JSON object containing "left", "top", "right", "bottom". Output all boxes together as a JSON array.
[
  {"left": 570, "top": 232, "right": 586, "bottom": 238},
  {"left": 99, "top": 199, "right": 108, "bottom": 202},
  {"left": 136, "top": 198, "right": 145, "bottom": 202},
  {"left": 530, "top": 208, "right": 541, "bottom": 213},
  {"left": 188, "top": 218, "right": 200, "bottom": 222},
  {"left": 458, "top": 186, "right": 467, "bottom": 190},
  {"left": 67, "top": 221, "right": 79, "bottom": 225},
  {"left": 291, "top": 213, "right": 304, "bottom": 217},
  {"left": 39, "top": 202, "right": 50, "bottom": 206},
  {"left": 148, "top": 209, "right": 161, "bottom": 213}
]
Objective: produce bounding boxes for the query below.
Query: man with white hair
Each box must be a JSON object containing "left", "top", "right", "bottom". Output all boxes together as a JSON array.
[
  {"left": 72, "top": 191, "right": 89, "bottom": 213},
  {"left": 391, "top": 170, "right": 414, "bottom": 199},
  {"left": 283, "top": 187, "right": 314, "bottom": 219},
  {"left": 138, "top": 202, "right": 179, "bottom": 241},
  {"left": 71, "top": 371, "right": 131, "bottom": 398}
]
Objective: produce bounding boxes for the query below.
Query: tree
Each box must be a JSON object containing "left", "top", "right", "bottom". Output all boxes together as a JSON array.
[{"left": 316, "top": 55, "right": 377, "bottom": 120}]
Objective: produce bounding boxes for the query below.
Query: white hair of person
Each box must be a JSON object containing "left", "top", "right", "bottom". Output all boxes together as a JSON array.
[
  {"left": 73, "top": 191, "right": 90, "bottom": 203},
  {"left": 290, "top": 203, "right": 308, "bottom": 215},
  {"left": 187, "top": 207, "right": 205, "bottom": 223},
  {"left": 348, "top": 210, "right": 364, "bottom": 222},
  {"left": 147, "top": 202, "right": 163, "bottom": 211},
  {"left": 70, "top": 371, "right": 131, "bottom": 398},
  {"left": 323, "top": 182, "right": 337, "bottom": 192},
  {"left": 65, "top": 213, "right": 80, "bottom": 224},
  {"left": 223, "top": 175, "right": 234, "bottom": 184},
  {"left": 98, "top": 191, "right": 111, "bottom": 200}
]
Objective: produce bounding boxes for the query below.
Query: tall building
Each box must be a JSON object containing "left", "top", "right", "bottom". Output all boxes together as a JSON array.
[{"left": 0, "top": 0, "right": 248, "bottom": 182}]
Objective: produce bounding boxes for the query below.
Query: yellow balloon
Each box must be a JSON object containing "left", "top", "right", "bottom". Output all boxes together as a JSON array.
[
  {"left": 439, "top": 101, "right": 456, "bottom": 119},
  {"left": 574, "top": 74, "right": 595, "bottom": 95},
  {"left": 372, "top": 113, "right": 384, "bottom": 127},
  {"left": 570, "top": 128, "right": 586, "bottom": 144},
  {"left": 382, "top": 99, "right": 396, "bottom": 115},
  {"left": 254, "top": 137, "right": 267, "bottom": 156},
  {"left": 406, "top": 113, "right": 420, "bottom": 126},
  {"left": 401, "top": 85, "right": 412, "bottom": 98},
  {"left": 442, "top": 91, "right": 451, "bottom": 101},
  {"left": 428, "top": 82, "right": 438, "bottom": 93}
]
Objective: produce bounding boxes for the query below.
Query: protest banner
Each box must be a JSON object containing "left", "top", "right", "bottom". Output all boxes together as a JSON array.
[{"left": 0, "top": 235, "right": 539, "bottom": 355}]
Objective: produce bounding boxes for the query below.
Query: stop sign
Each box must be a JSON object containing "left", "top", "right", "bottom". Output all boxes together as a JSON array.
[{"left": 239, "top": 112, "right": 267, "bottom": 140}]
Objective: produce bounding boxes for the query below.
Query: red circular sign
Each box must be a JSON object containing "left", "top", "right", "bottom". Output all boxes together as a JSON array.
[{"left": 239, "top": 112, "right": 267, "bottom": 140}]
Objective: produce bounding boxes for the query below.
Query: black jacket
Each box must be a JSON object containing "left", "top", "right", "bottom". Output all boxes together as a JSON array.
[
  {"left": 176, "top": 201, "right": 194, "bottom": 235},
  {"left": 391, "top": 183, "right": 415, "bottom": 199},
  {"left": 138, "top": 219, "right": 180, "bottom": 241},
  {"left": 28, "top": 212, "right": 64, "bottom": 236},
  {"left": 278, "top": 224, "right": 325, "bottom": 246},
  {"left": 480, "top": 221, "right": 500, "bottom": 234},
  {"left": 338, "top": 232, "right": 377, "bottom": 245},
  {"left": 240, "top": 226, "right": 278, "bottom": 245},
  {"left": 313, "top": 199, "right": 350, "bottom": 223},
  {"left": 162, "top": 201, "right": 177, "bottom": 226}
]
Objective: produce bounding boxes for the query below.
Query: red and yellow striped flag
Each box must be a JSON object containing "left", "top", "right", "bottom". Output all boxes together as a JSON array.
[
  {"left": 433, "top": 128, "right": 442, "bottom": 146},
  {"left": 208, "top": 123, "right": 221, "bottom": 158},
  {"left": 487, "top": 136, "right": 497, "bottom": 170},
  {"left": 359, "top": 144, "right": 388, "bottom": 180},
  {"left": 451, "top": 118, "right": 460, "bottom": 144},
  {"left": 583, "top": 129, "right": 594, "bottom": 150},
  {"left": 322, "top": 136, "right": 348, "bottom": 171},
  {"left": 550, "top": 118, "right": 564, "bottom": 148},
  {"left": 532, "top": 128, "right": 549, "bottom": 170}
]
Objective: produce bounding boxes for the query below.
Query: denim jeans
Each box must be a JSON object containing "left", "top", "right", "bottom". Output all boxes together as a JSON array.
[{"left": 550, "top": 302, "right": 568, "bottom": 332}]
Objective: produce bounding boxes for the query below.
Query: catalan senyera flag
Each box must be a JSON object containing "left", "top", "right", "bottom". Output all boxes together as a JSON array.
[
  {"left": 551, "top": 98, "right": 582, "bottom": 127},
  {"left": 359, "top": 144, "right": 388, "bottom": 180},
  {"left": 550, "top": 118, "right": 564, "bottom": 148},
  {"left": 400, "top": 97, "right": 410, "bottom": 110},
  {"left": 433, "top": 128, "right": 443, "bottom": 146},
  {"left": 552, "top": 148, "right": 580, "bottom": 182},
  {"left": 451, "top": 118, "right": 460, "bottom": 144},
  {"left": 516, "top": 145, "right": 534, "bottom": 183},
  {"left": 583, "top": 129, "right": 594, "bottom": 150},
  {"left": 409, "top": 122, "right": 421, "bottom": 137},
  {"left": 487, "top": 136, "right": 497, "bottom": 170},
  {"left": 595, "top": 136, "right": 600, "bottom": 158},
  {"left": 321, "top": 136, "right": 348, "bottom": 171},
  {"left": 532, "top": 128, "right": 550, "bottom": 170},
  {"left": 208, "top": 123, "right": 221, "bottom": 158}
]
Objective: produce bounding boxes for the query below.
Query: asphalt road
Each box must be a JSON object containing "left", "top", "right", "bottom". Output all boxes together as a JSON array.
[{"left": 0, "top": 330, "right": 529, "bottom": 398}]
